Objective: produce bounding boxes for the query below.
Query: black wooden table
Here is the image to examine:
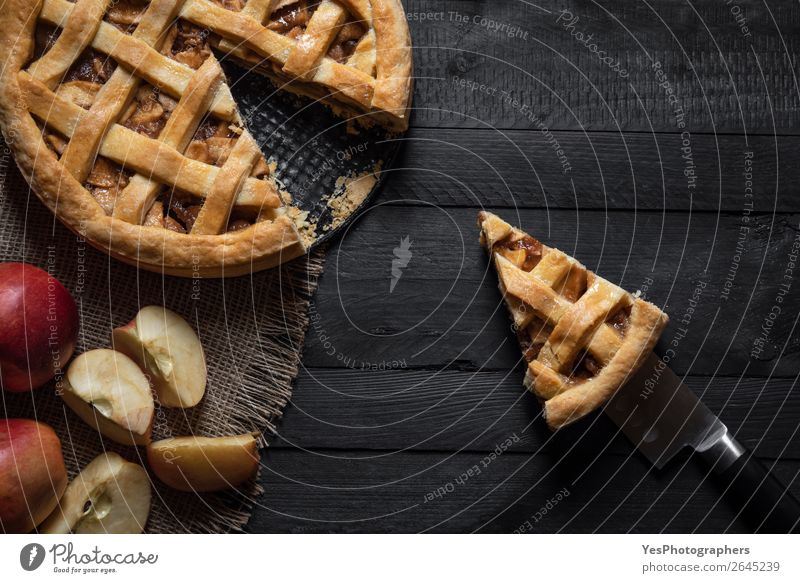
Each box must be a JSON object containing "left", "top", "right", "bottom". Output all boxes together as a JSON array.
[{"left": 248, "top": 0, "right": 800, "bottom": 533}]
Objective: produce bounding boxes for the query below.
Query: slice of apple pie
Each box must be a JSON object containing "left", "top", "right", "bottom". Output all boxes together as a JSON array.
[{"left": 478, "top": 212, "right": 668, "bottom": 430}]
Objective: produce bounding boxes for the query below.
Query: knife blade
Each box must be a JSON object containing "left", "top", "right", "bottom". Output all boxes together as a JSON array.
[
  {"left": 605, "top": 353, "right": 726, "bottom": 470},
  {"left": 605, "top": 352, "right": 800, "bottom": 533}
]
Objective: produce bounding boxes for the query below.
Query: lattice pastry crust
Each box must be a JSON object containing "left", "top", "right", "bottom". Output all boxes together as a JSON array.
[
  {"left": 0, "top": 0, "right": 412, "bottom": 276},
  {"left": 479, "top": 212, "right": 668, "bottom": 430}
]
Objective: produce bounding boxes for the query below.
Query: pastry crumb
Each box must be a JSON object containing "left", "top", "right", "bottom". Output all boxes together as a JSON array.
[
  {"left": 285, "top": 206, "right": 316, "bottom": 247},
  {"left": 346, "top": 119, "right": 360, "bottom": 135},
  {"left": 326, "top": 163, "right": 382, "bottom": 230}
]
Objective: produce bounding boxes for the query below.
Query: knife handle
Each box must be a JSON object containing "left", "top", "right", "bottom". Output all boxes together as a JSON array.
[{"left": 699, "top": 431, "right": 800, "bottom": 533}]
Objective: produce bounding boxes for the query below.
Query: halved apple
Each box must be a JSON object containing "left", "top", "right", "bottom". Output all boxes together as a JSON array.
[
  {"left": 40, "top": 452, "right": 151, "bottom": 534},
  {"left": 147, "top": 433, "right": 260, "bottom": 492},
  {"left": 112, "top": 306, "right": 207, "bottom": 408},
  {"left": 60, "top": 349, "right": 154, "bottom": 445}
]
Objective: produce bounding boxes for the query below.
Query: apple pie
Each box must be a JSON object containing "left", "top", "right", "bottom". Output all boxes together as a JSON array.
[
  {"left": 0, "top": 0, "right": 412, "bottom": 276},
  {"left": 478, "top": 212, "right": 668, "bottom": 430}
]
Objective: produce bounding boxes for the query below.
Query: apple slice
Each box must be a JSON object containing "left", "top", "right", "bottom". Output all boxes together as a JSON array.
[
  {"left": 60, "top": 349, "right": 154, "bottom": 445},
  {"left": 147, "top": 433, "right": 260, "bottom": 492},
  {"left": 112, "top": 306, "right": 207, "bottom": 408},
  {"left": 40, "top": 452, "right": 151, "bottom": 534}
]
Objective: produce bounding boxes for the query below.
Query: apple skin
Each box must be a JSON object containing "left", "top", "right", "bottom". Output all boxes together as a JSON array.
[
  {"left": 0, "top": 263, "right": 79, "bottom": 392},
  {"left": 0, "top": 419, "right": 68, "bottom": 533}
]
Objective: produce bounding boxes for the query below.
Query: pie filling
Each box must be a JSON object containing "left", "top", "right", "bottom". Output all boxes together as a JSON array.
[
  {"left": 496, "top": 234, "right": 542, "bottom": 272},
  {"left": 83, "top": 157, "right": 132, "bottom": 216},
  {"left": 605, "top": 304, "right": 632, "bottom": 340},
  {"left": 32, "top": 0, "right": 380, "bottom": 242},
  {"left": 104, "top": 0, "right": 148, "bottom": 34},
  {"left": 33, "top": 22, "right": 61, "bottom": 60},
  {"left": 570, "top": 351, "right": 602, "bottom": 380},
  {"left": 517, "top": 316, "right": 549, "bottom": 363}
]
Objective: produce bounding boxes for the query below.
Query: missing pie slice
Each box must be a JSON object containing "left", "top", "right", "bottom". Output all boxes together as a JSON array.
[
  {"left": 478, "top": 212, "right": 668, "bottom": 430},
  {"left": 0, "top": 0, "right": 412, "bottom": 276}
]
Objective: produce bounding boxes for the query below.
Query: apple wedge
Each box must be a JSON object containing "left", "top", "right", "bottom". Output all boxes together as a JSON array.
[
  {"left": 112, "top": 306, "right": 207, "bottom": 408},
  {"left": 60, "top": 349, "right": 154, "bottom": 445},
  {"left": 147, "top": 433, "right": 260, "bottom": 492},
  {"left": 40, "top": 452, "right": 151, "bottom": 534}
]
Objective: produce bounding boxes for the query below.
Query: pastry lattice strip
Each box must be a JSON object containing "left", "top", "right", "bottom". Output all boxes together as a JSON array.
[{"left": 23, "top": 0, "right": 280, "bottom": 233}]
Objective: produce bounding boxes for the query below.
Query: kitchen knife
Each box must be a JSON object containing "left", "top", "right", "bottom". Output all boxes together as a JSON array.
[{"left": 605, "top": 353, "right": 800, "bottom": 533}]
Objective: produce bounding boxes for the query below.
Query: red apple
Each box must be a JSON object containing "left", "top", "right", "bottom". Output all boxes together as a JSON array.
[
  {"left": 0, "top": 262, "right": 79, "bottom": 392},
  {"left": 0, "top": 419, "right": 68, "bottom": 533}
]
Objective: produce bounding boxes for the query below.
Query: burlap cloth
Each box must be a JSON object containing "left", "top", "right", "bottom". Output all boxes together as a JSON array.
[{"left": 0, "top": 139, "right": 325, "bottom": 533}]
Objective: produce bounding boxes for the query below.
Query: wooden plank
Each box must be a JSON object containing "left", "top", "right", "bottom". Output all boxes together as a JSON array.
[
  {"left": 404, "top": 0, "right": 800, "bottom": 132},
  {"left": 248, "top": 448, "right": 800, "bottom": 532},
  {"left": 274, "top": 369, "right": 800, "bottom": 459},
  {"left": 304, "top": 206, "right": 800, "bottom": 377},
  {"left": 380, "top": 129, "right": 797, "bottom": 212}
]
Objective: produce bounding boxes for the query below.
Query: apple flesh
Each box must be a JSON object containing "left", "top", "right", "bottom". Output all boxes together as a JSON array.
[
  {"left": 147, "top": 433, "right": 260, "bottom": 492},
  {"left": 60, "top": 349, "right": 154, "bottom": 445},
  {"left": 0, "top": 262, "right": 79, "bottom": 392},
  {"left": 0, "top": 419, "right": 68, "bottom": 533},
  {"left": 40, "top": 452, "right": 151, "bottom": 534},
  {"left": 113, "top": 306, "right": 207, "bottom": 408}
]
